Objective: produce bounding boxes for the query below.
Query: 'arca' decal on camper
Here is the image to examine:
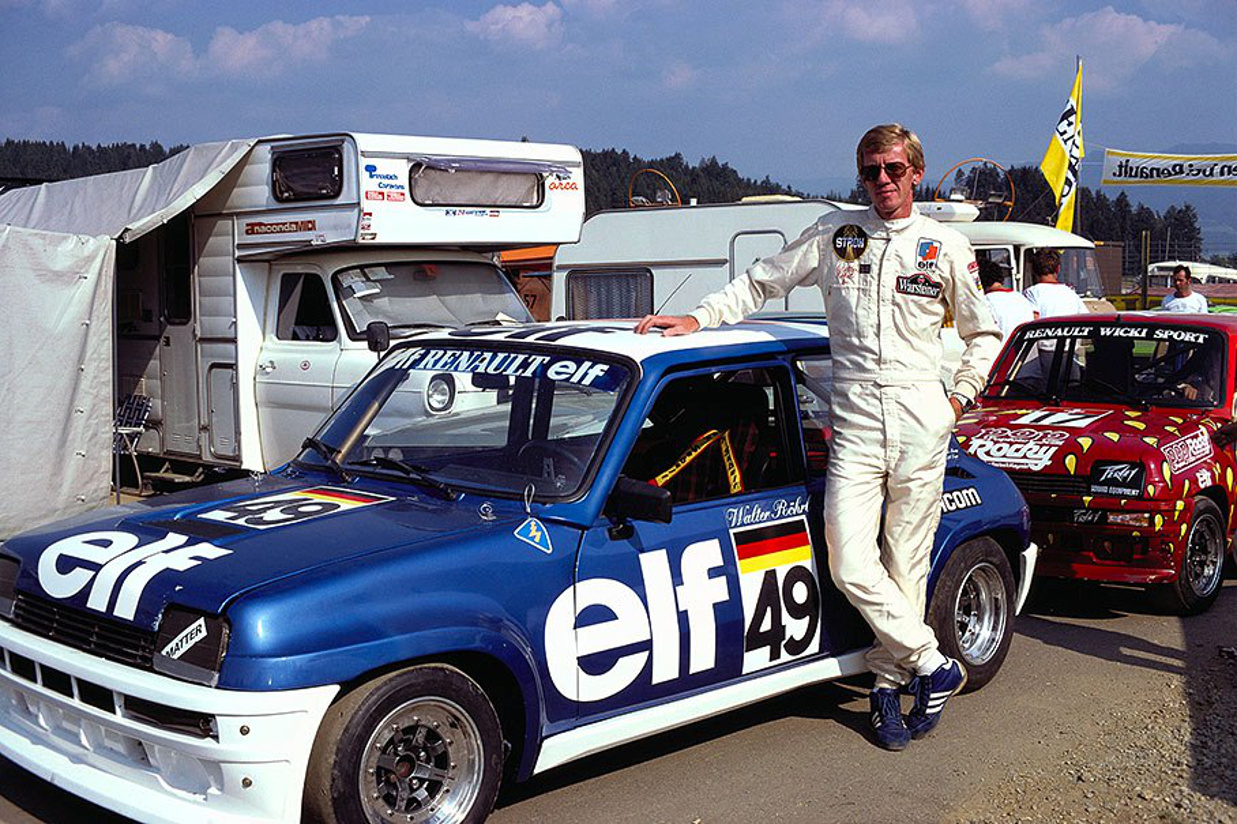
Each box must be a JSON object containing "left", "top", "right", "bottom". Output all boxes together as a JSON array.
[{"left": 36, "top": 531, "right": 231, "bottom": 621}]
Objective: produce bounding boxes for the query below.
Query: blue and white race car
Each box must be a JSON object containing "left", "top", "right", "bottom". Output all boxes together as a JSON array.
[{"left": 0, "top": 321, "right": 1036, "bottom": 824}]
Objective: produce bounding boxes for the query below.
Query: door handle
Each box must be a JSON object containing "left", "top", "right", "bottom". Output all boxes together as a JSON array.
[{"left": 258, "top": 360, "right": 276, "bottom": 374}]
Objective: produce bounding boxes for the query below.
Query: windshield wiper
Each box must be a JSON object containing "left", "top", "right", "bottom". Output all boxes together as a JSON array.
[
  {"left": 986, "top": 377, "right": 1051, "bottom": 401},
  {"left": 388, "top": 322, "right": 454, "bottom": 331},
  {"left": 299, "top": 437, "right": 352, "bottom": 481},
  {"left": 346, "top": 456, "right": 459, "bottom": 500}
]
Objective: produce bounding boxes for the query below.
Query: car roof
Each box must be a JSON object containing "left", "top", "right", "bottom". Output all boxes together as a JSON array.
[
  {"left": 403, "top": 319, "right": 832, "bottom": 366},
  {"left": 1028, "top": 312, "right": 1237, "bottom": 333}
]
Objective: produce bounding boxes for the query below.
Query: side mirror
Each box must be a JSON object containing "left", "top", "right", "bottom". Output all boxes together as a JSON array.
[
  {"left": 604, "top": 476, "right": 672, "bottom": 525},
  {"left": 366, "top": 321, "right": 390, "bottom": 353}
]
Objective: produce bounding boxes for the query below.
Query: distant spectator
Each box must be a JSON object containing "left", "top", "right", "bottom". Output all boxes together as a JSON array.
[
  {"left": 1161, "top": 265, "right": 1208, "bottom": 313},
  {"left": 979, "top": 258, "right": 1036, "bottom": 338},
  {"left": 1023, "top": 248, "right": 1087, "bottom": 318}
]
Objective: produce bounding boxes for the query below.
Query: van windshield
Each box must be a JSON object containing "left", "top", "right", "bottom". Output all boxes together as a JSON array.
[
  {"left": 333, "top": 261, "right": 532, "bottom": 337},
  {"left": 1053, "top": 248, "right": 1104, "bottom": 297}
]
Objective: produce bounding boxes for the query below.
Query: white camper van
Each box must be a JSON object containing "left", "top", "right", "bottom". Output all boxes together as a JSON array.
[
  {"left": 0, "top": 133, "right": 583, "bottom": 528},
  {"left": 551, "top": 199, "right": 1104, "bottom": 320}
]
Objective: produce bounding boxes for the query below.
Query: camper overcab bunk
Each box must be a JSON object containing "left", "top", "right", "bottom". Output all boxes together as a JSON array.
[
  {"left": 551, "top": 199, "right": 1103, "bottom": 321},
  {"left": 0, "top": 133, "right": 583, "bottom": 530}
]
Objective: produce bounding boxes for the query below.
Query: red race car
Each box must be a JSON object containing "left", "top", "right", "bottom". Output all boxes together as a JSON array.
[{"left": 956, "top": 312, "right": 1237, "bottom": 614}]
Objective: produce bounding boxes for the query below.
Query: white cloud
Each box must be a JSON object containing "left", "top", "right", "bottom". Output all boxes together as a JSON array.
[
  {"left": 68, "top": 22, "right": 196, "bottom": 86},
  {"left": 792, "top": 0, "right": 921, "bottom": 44},
  {"left": 992, "top": 6, "right": 1227, "bottom": 91},
  {"left": 66, "top": 15, "right": 370, "bottom": 88},
  {"left": 205, "top": 16, "right": 369, "bottom": 75},
  {"left": 466, "top": 2, "right": 565, "bottom": 50},
  {"left": 663, "top": 60, "right": 699, "bottom": 89}
]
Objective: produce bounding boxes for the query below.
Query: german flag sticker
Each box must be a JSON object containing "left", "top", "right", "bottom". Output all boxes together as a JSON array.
[{"left": 729, "top": 516, "right": 821, "bottom": 674}]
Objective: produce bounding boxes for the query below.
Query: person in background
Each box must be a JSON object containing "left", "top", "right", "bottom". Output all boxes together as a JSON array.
[
  {"left": 979, "top": 258, "right": 1036, "bottom": 338},
  {"left": 635, "top": 123, "right": 1001, "bottom": 752},
  {"left": 1161, "top": 264, "right": 1208, "bottom": 313},
  {"left": 1023, "top": 248, "right": 1087, "bottom": 318}
]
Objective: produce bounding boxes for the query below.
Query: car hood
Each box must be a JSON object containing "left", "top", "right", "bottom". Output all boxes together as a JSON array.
[
  {"left": 955, "top": 404, "right": 1223, "bottom": 491},
  {"left": 2, "top": 474, "right": 529, "bottom": 630}
]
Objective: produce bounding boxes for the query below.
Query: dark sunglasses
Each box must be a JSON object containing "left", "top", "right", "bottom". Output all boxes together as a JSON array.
[{"left": 859, "top": 162, "right": 912, "bottom": 182}]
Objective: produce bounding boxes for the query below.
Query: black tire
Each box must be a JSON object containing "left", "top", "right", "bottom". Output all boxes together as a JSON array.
[
  {"left": 1159, "top": 497, "right": 1225, "bottom": 616},
  {"left": 304, "top": 664, "right": 503, "bottom": 824},
  {"left": 927, "top": 537, "right": 1016, "bottom": 692}
]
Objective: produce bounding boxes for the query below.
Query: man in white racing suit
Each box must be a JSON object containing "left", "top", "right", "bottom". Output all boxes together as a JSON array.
[{"left": 635, "top": 124, "right": 1001, "bottom": 750}]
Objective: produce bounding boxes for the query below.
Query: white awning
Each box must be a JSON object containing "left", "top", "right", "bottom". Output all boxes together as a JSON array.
[{"left": 0, "top": 139, "right": 258, "bottom": 242}]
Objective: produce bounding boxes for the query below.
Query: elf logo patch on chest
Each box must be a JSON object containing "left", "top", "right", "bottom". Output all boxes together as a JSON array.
[
  {"left": 917, "top": 238, "right": 942, "bottom": 271},
  {"left": 895, "top": 272, "right": 943, "bottom": 299}
]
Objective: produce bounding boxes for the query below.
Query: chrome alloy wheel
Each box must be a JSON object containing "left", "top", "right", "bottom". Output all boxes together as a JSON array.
[
  {"left": 952, "top": 561, "right": 1009, "bottom": 666},
  {"left": 1184, "top": 509, "right": 1224, "bottom": 599},
  {"left": 359, "top": 697, "right": 484, "bottom": 824}
]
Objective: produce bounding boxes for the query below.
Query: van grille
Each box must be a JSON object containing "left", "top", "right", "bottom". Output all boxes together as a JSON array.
[{"left": 12, "top": 594, "right": 156, "bottom": 670}]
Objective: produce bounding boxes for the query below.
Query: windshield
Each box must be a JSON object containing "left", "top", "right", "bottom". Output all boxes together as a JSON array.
[
  {"left": 333, "top": 261, "right": 533, "bottom": 337},
  {"left": 301, "top": 343, "right": 631, "bottom": 499},
  {"left": 987, "top": 322, "right": 1226, "bottom": 410},
  {"left": 1046, "top": 248, "right": 1103, "bottom": 297}
]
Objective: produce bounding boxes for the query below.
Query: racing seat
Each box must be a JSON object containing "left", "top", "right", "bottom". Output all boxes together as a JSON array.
[{"left": 634, "top": 380, "right": 779, "bottom": 505}]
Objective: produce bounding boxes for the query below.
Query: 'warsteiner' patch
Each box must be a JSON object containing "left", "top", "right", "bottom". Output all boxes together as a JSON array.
[
  {"left": 895, "top": 272, "right": 943, "bottom": 299},
  {"left": 832, "top": 224, "right": 868, "bottom": 262}
]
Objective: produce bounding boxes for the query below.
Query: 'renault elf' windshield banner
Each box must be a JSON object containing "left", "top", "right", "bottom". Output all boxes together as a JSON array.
[{"left": 1102, "top": 149, "right": 1237, "bottom": 187}]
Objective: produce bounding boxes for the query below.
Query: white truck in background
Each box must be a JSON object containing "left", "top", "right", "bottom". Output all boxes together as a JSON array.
[
  {"left": 0, "top": 133, "right": 584, "bottom": 525},
  {"left": 550, "top": 198, "right": 1106, "bottom": 319}
]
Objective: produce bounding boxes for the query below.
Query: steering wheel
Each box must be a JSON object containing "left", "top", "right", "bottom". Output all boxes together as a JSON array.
[{"left": 516, "top": 441, "right": 585, "bottom": 481}]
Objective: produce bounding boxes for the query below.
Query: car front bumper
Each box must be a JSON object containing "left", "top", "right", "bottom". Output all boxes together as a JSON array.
[
  {"left": 0, "top": 620, "right": 337, "bottom": 824},
  {"left": 1027, "top": 498, "right": 1187, "bottom": 584}
]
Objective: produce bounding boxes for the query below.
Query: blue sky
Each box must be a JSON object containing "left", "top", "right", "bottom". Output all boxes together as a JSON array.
[{"left": 2, "top": 0, "right": 1235, "bottom": 239}]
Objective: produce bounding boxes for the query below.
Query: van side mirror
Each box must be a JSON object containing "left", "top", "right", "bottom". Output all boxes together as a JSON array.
[
  {"left": 604, "top": 476, "right": 672, "bottom": 526},
  {"left": 366, "top": 321, "right": 390, "bottom": 353}
]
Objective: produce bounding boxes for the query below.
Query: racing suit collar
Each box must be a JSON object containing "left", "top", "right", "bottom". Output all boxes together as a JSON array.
[{"left": 865, "top": 204, "right": 921, "bottom": 236}]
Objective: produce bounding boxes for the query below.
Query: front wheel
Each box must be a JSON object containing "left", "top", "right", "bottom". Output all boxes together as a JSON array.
[
  {"left": 1159, "top": 497, "right": 1225, "bottom": 615},
  {"left": 927, "top": 537, "right": 1016, "bottom": 692},
  {"left": 304, "top": 664, "right": 504, "bottom": 824}
]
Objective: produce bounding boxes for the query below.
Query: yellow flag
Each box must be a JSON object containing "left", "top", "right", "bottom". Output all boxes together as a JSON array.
[{"left": 1040, "top": 59, "right": 1084, "bottom": 232}]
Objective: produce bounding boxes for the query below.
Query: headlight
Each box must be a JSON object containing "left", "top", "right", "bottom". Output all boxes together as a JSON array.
[
  {"left": 153, "top": 607, "right": 230, "bottom": 686},
  {"left": 0, "top": 553, "right": 17, "bottom": 620},
  {"left": 1089, "top": 461, "right": 1145, "bottom": 497},
  {"left": 1107, "top": 512, "right": 1151, "bottom": 528},
  {"left": 425, "top": 373, "right": 456, "bottom": 413}
]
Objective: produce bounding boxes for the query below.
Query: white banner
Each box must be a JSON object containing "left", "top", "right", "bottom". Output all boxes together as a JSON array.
[{"left": 1102, "top": 149, "right": 1237, "bottom": 186}]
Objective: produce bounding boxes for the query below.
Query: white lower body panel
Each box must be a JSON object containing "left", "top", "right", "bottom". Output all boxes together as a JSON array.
[{"left": 0, "top": 621, "right": 338, "bottom": 824}]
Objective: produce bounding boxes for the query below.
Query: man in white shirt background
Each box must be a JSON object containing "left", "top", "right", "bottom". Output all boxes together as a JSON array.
[
  {"left": 1161, "top": 264, "right": 1209, "bottom": 313},
  {"left": 1023, "top": 248, "right": 1087, "bottom": 319},
  {"left": 980, "top": 258, "right": 1036, "bottom": 339}
]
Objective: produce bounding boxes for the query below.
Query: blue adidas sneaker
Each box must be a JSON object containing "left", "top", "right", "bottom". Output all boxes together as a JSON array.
[
  {"left": 906, "top": 658, "right": 968, "bottom": 740},
  {"left": 869, "top": 688, "right": 911, "bottom": 751}
]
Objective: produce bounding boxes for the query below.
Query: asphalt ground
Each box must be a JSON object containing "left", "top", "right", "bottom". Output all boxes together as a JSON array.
[{"left": 2, "top": 578, "right": 1236, "bottom": 823}]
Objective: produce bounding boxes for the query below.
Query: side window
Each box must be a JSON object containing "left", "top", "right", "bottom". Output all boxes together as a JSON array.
[
  {"left": 567, "top": 269, "right": 653, "bottom": 319},
  {"left": 275, "top": 273, "right": 339, "bottom": 342},
  {"left": 161, "top": 212, "right": 192, "bottom": 324},
  {"left": 272, "top": 147, "right": 343, "bottom": 202},
  {"left": 794, "top": 356, "right": 832, "bottom": 476},
  {"left": 620, "top": 367, "right": 796, "bottom": 505}
]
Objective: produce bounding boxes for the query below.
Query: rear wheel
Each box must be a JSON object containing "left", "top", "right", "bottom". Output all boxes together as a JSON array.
[
  {"left": 928, "top": 537, "right": 1016, "bottom": 691},
  {"left": 1159, "top": 497, "right": 1225, "bottom": 615},
  {"left": 304, "top": 664, "right": 503, "bottom": 824}
]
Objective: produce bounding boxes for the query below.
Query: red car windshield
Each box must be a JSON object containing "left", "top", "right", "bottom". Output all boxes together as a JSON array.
[{"left": 987, "top": 322, "right": 1226, "bottom": 410}]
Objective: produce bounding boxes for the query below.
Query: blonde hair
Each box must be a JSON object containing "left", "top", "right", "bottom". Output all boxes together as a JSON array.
[{"left": 856, "top": 123, "right": 925, "bottom": 173}]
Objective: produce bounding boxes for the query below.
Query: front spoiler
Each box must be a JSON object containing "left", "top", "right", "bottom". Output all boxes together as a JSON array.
[{"left": 0, "top": 620, "right": 338, "bottom": 824}]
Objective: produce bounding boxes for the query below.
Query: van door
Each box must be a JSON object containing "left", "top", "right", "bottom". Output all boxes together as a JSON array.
[
  {"left": 159, "top": 214, "right": 201, "bottom": 456},
  {"left": 255, "top": 267, "right": 343, "bottom": 467},
  {"left": 731, "top": 231, "right": 792, "bottom": 309},
  {"left": 974, "top": 245, "right": 1018, "bottom": 289}
]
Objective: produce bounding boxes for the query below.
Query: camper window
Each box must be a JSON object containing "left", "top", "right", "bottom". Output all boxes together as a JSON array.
[
  {"left": 409, "top": 166, "right": 542, "bottom": 209},
  {"left": 161, "top": 213, "right": 192, "bottom": 324},
  {"left": 276, "top": 273, "right": 339, "bottom": 342},
  {"left": 272, "top": 147, "right": 343, "bottom": 202},
  {"left": 566, "top": 269, "right": 653, "bottom": 320}
]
